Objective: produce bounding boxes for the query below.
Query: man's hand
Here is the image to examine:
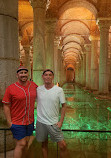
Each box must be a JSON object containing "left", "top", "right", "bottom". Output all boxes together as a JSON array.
[
  {"left": 56, "top": 121, "right": 62, "bottom": 128},
  {"left": 7, "top": 121, "right": 12, "bottom": 128}
]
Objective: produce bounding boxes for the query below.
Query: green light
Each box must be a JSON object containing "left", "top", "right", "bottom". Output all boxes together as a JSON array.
[
  {"left": 107, "top": 107, "right": 111, "bottom": 111},
  {"left": 34, "top": 84, "right": 111, "bottom": 132}
]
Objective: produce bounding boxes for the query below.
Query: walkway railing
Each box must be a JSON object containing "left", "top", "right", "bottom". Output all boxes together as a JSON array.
[
  {"left": 1, "top": 128, "right": 111, "bottom": 158},
  {"left": 0, "top": 128, "right": 10, "bottom": 158}
]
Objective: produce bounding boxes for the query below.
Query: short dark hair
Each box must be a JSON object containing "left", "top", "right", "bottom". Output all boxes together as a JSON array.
[{"left": 43, "top": 69, "right": 54, "bottom": 75}]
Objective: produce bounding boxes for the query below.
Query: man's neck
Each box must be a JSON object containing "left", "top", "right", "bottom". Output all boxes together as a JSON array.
[
  {"left": 18, "top": 80, "right": 28, "bottom": 86},
  {"left": 44, "top": 83, "right": 54, "bottom": 90}
]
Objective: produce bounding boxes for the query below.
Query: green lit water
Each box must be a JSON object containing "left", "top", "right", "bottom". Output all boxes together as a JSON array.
[
  {"left": 34, "top": 83, "right": 111, "bottom": 131},
  {"left": 31, "top": 83, "right": 111, "bottom": 158},
  {"left": 62, "top": 84, "right": 111, "bottom": 131}
]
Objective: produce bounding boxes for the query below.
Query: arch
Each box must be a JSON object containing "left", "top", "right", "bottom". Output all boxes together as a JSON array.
[
  {"left": 60, "top": 20, "right": 90, "bottom": 32},
  {"left": 58, "top": 0, "right": 97, "bottom": 19},
  {"left": 62, "top": 33, "right": 85, "bottom": 44}
]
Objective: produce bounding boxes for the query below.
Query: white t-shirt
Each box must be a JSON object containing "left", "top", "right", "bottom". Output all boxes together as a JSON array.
[{"left": 37, "top": 85, "right": 65, "bottom": 125}]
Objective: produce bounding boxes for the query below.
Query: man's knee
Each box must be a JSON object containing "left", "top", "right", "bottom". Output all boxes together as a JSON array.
[
  {"left": 16, "top": 139, "right": 28, "bottom": 149},
  {"left": 58, "top": 140, "right": 67, "bottom": 151},
  {"left": 42, "top": 140, "right": 48, "bottom": 148}
]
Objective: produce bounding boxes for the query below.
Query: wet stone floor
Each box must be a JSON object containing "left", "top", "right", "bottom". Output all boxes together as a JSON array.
[{"left": 1, "top": 83, "right": 111, "bottom": 158}]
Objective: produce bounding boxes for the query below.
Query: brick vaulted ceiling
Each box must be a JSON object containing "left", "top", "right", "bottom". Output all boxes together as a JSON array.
[{"left": 19, "top": 0, "right": 111, "bottom": 69}]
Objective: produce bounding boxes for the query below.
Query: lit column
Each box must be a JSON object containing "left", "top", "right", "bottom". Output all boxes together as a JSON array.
[
  {"left": 79, "top": 59, "right": 83, "bottom": 85},
  {"left": 57, "top": 49, "right": 62, "bottom": 84},
  {"left": 98, "top": 20, "right": 111, "bottom": 94},
  {"left": 54, "top": 37, "right": 59, "bottom": 84},
  {"left": 90, "top": 35, "right": 99, "bottom": 91},
  {"left": 19, "top": 39, "right": 24, "bottom": 65},
  {"left": 82, "top": 53, "right": 86, "bottom": 86},
  {"left": 109, "top": 45, "right": 111, "bottom": 90},
  {"left": 60, "top": 55, "right": 66, "bottom": 85},
  {"left": 23, "top": 46, "right": 31, "bottom": 78},
  {"left": 85, "top": 44, "right": 91, "bottom": 89},
  {"left": 45, "top": 18, "right": 57, "bottom": 71},
  {"left": 0, "top": 0, "right": 19, "bottom": 98},
  {"left": 77, "top": 60, "right": 81, "bottom": 84},
  {"left": 31, "top": 0, "right": 47, "bottom": 85},
  {"left": 75, "top": 62, "right": 79, "bottom": 83},
  {"left": 30, "top": 46, "right": 33, "bottom": 81}
]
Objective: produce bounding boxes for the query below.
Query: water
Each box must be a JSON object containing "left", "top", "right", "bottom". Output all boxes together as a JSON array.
[{"left": 31, "top": 83, "right": 111, "bottom": 158}]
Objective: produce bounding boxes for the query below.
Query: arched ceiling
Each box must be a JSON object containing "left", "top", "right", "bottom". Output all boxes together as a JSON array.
[
  {"left": 19, "top": 0, "right": 33, "bottom": 46},
  {"left": 18, "top": 0, "right": 111, "bottom": 70},
  {"left": 57, "top": 4, "right": 97, "bottom": 69}
]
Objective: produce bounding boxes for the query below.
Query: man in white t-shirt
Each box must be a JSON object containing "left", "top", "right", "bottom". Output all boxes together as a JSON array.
[{"left": 36, "top": 69, "right": 68, "bottom": 158}]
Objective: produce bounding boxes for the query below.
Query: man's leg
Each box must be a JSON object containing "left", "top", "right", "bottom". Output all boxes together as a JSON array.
[
  {"left": 14, "top": 136, "right": 29, "bottom": 158},
  {"left": 58, "top": 140, "right": 68, "bottom": 158},
  {"left": 42, "top": 139, "right": 48, "bottom": 158}
]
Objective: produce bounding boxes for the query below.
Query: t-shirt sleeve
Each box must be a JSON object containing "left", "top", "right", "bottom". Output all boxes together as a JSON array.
[
  {"left": 59, "top": 88, "right": 66, "bottom": 104},
  {"left": 2, "top": 87, "right": 11, "bottom": 104}
]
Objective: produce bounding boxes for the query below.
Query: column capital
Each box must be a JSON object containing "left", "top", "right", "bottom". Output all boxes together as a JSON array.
[
  {"left": 54, "top": 36, "right": 62, "bottom": 49},
  {"left": 45, "top": 18, "right": 57, "bottom": 33},
  {"left": 84, "top": 44, "right": 91, "bottom": 52},
  {"left": 89, "top": 35, "right": 100, "bottom": 41},
  {"left": 30, "top": 0, "right": 47, "bottom": 9},
  {"left": 97, "top": 18, "right": 111, "bottom": 31}
]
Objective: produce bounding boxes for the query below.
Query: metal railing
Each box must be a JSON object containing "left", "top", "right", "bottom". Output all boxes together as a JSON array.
[
  {"left": 1, "top": 128, "right": 111, "bottom": 158},
  {"left": 0, "top": 128, "right": 10, "bottom": 158}
]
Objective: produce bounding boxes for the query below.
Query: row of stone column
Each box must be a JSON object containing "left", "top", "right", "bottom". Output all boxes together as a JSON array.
[
  {"left": 31, "top": 0, "right": 65, "bottom": 85},
  {"left": 75, "top": 19, "right": 111, "bottom": 94},
  {"left": 0, "top": 0, "right": 65, "bottom": 99}
]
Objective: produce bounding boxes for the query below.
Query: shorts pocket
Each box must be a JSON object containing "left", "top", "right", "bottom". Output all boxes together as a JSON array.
[{"left": 52, "top": 124, "right": 61, "bottom": 132}]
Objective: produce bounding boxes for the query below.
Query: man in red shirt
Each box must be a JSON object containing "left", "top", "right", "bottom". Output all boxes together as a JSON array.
[{"left": 2, "top": 66, "right": 38, "bottom": 158}]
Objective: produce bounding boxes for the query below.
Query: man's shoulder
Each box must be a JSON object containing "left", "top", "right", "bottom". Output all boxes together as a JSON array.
[
  {"left": 54, "top": 85, "right": 64, "bottom": 92},
  {"left": 4, "top": 83, "right": 17, "bottom": 93},
  {"left": 30, "top": 81, "right": 38, "bottom": 88},
  {"left": 54, "top": 85, "right": 63, "bottom": 90},
  {"left": 7, "top": 82, "right": 16, "bottom": 88},
  {"left": 37, "top": 85, "right": 44, "bottom": 89}
]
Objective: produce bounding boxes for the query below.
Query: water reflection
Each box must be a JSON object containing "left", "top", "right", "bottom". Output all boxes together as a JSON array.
[
  {"left": 31, "top": 83, "right": 111, "bottom": 158},
  {"left": 62, "top": 83, "right": 111, "bottom": 131}
]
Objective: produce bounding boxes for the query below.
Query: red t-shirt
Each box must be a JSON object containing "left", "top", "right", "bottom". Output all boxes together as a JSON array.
[{"left": 2, "top": 81, "right": 38, "bottom": 125}]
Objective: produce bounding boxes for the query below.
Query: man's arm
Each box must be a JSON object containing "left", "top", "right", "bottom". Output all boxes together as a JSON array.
[
  {"left": 57, "top": 103, "right": 66, "bottom": 128},
  {"left": 3, "top": 103, "right": 12, "bottom": 127}
]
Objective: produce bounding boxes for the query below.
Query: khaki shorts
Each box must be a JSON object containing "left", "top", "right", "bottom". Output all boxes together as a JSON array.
[{"left": 36, "top": 121, "right": 64, "bottom": 142}]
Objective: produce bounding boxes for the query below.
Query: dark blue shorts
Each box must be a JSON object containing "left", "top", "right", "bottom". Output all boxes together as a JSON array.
[{"left": 10, "top": 122, "right": 34, "bottom": 140}]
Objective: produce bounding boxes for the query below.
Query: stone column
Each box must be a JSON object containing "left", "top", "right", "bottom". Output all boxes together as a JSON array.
[
  {"left": 108, "top": 45, "right": 111, "bottom": 90},
  {"left": 79, "top": 59, "right": 83, "bottom": 85},
  {"left": 60, "top": 56, "right": 66, "bottom": 86},
  {"left": 98, "top": 20, "right": 111, "bottom": 94},
  {"left": 57, "top": 49, "right": 62, "bottom": 84},
  {"left": 0, "top": 0, "right": 19, "bottom": 99},
  {"left": 19, "top": 39, "right": 24, "bottom": 65},
  {"left": 30, "top": 46, "right": 33, "bottom": 81},
  {"left": 31, "top": 0, "right": 47, "bottom": 85},
  {"left": 75, "top": 60, "right": 81, "bottom": 85},
  {"left": 84, "top": 44, "right": 91, "bottom": 89},
  {"left": 54, "top": 37, "right": 59, "bottom": 84},
  {"left": 45, "top": 18, "right": 56, "bottom": 71},
  {"left": 20, "top": 49, "right": 25, "bottom": 66},
  {"left": 23, "top": 46, "right": 31, "bottom": 79},
  {"left": 90, "top": 35, "right": 99, "bottom": 91},
  {"left": 82, "top": 53, "right": 86, "bottom": 86},
  {"left": 75, "top": 62, "right": 79, "bottom": 83}
]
